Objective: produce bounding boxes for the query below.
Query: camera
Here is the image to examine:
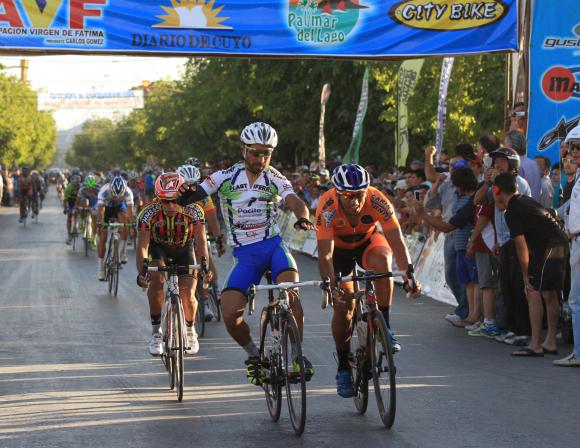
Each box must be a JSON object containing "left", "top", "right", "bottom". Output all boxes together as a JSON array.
[
  {"left": 414, "top": 190, "right": 421, "bottom": 201},
  {"left": 483, "top": 154, "right": 493, "bottom": 169}
]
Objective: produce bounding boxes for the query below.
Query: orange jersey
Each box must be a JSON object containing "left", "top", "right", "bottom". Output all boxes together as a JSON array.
[{"left": 314, "top": 186, "right": 399, "bottom": 250}]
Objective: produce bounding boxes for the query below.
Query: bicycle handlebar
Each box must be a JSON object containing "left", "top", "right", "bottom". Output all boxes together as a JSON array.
[
  {"left": 247, "top": 278, "right": 331, "bottom": 314},
  {"left": 147, "top": 263, "right": 203, "bottom": 274},
  {"left": 336, "top": 270, "right": 405, "bottom": 284},
  {"left": 98, "top": 222, "right": 133, "bottom": 228}
]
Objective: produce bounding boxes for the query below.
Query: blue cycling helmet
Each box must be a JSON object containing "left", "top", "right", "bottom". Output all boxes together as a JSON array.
[
  {"left": 331, "top": 164, "right": 371, "bottom": 192},
  {"left": 109, "top": 176, "right": 127, "bottom": 198}
]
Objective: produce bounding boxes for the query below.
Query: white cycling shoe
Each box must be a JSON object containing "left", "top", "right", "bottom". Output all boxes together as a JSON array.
[
  {"left": 148, "top": 333, "right": 164, "bottom": 356},
  {"left": 98, "top": 266, "right": 105, "bottom": 281},
  {"left": 186, "top": 328, "right": 199, "bottom": 355}
]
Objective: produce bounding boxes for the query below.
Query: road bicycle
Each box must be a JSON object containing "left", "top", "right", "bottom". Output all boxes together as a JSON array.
[
  {"left": 101, "top": 223, "right": 131, "bottom": 296},
  {"left": 323, "top": 266, "right": 403, "bottom": 428},
  {"left": 69, "top": 211, "right": 79, "bottom": 251},
  {"left": 77, "top": 207, "right": 94, "bottom": 257},
  {"left": 248, "top": 273, "right": 330, "bottom": 436},
  {"left": 148, "top": 261, "right": 205, "bottom": 402}
]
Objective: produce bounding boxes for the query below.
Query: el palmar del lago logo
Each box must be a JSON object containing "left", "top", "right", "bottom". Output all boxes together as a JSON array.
[{"left": 288, "top": 0, "right": 368, "bottom": 45}]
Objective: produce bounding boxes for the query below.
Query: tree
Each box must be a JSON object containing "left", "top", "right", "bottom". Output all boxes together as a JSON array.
[{"left": 0, "top": 74, "right": 58, "bottom": 169}]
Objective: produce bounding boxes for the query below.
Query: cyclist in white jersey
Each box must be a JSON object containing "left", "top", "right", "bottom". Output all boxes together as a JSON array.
[{"left": 178, "top": 122, "right": 315, "bottom": 385}]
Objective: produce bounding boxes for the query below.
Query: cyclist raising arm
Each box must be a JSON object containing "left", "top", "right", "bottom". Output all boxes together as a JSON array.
[
  {"left": 178, "top": 122, "right": 314, "bottom": 386},
  {"left": 315, "top": 164, "right": 419, "bottom": 398},
  {"left": 136, "top": 173, "right": 209, "bottom": 356}
]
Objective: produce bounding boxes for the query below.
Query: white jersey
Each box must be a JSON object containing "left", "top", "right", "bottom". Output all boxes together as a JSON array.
[
  {"left": 200, "top": 162, "right": 295, "bottom": 247},
  {"left": 97, "top": 183, "right": 134, "bottom": 207}
]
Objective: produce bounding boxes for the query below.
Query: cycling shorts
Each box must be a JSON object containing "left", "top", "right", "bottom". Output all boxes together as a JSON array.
[
  {"left": 148, "top": 241, "right": 196, "bottom": 278},
  {"left": 65, "top": 198, "right": 76, "bottom": 212},
  {"left": 104, "top": 203, "right": 127, "bottom": 223},
  {"left": 223, "top": 235, "right": 297, "bottom": 297},
  {"left": 332, "top": 232, "right": 392, "bottom": 289}
]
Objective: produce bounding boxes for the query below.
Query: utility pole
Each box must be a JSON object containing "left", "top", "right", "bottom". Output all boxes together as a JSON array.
[{"left": 20, "top": 59, "right": 28, "bottom": 82}]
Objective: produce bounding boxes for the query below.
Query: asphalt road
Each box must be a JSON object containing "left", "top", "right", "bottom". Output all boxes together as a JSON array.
[{"left": 0, "top": 190, "right": 578, "bottom": 448}]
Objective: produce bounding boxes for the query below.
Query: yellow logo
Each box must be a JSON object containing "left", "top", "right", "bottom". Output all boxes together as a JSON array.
[
  {"left": 389, "top": 0, "right": 507, "bottom": 31},
  {"left": 154, "top": 0, "right": 232, "bottom": 29}
]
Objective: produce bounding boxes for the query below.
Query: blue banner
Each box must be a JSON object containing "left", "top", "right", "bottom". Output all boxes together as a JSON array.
[
  {"left": 0, "top": 0, "right": 517, "bottom": 57},
  {"left": 528, "top": 0, "right": 580, "bottom": 163}
]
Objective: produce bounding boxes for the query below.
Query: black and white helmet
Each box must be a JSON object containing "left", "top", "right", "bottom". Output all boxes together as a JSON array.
[
  {"left": 177, "top": 164, "right": 201, "bottom": 184},
  {"left": 240, "top": 122, "right": 278, "bottom": 148},
  {"left": 109, "top": 176, "right": 127, "bottom": 198}
]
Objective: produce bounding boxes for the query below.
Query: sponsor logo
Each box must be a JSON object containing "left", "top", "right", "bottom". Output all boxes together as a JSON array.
[
  {"left": 335, "top": 218, "right": 346, "bottom": 228},
  {"left": 323, "top": 208, "right": 336, "bottom": 228},
  {"left": 0, "top": 0, "right": 106, "bottom": 46},
  {"left": 390, "top": 0, "right": 507, "bottom": 31},
  {"left": 538, "top": 115, "right": 580, "bottom": 151},
  {"left": 543, "top": 24, "right": 580, "bottom": 49},
  {"left": 323, "top": 198, "right": 335, "bottom": 209},
  {"left": 230, "top": 183, "right": 248, "bottom": 192},
  {"left": 361, "top": 214, "right": 373, "bottom": 224},
  {"left": 371, "top": 195, "right": 393, "bottom": 218},
  {"left": 237, "top": 207, "right": 262, "bottom": 214},
  {"left": 541, "top": 66, "right": 580, "bottom": 102},
  {"left": 287, "top": 0, "right": 368, "bottom": 46},
  {"left": 132, "top": 2, "right": 251, "bottom": 50}
]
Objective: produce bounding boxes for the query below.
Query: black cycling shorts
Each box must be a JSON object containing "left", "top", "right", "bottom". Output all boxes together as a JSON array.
[
  {"left": 528, "top": 244, "right": 568, "bottom": 292},
  {"left": 104, "top": 204, "right": 125, "bottom": 223},
  {"left": 148, "top": 241, "right": 196, "bottom": 277},
  {"left": 332, "top": 238, "right": 372, "bottom": 277}
]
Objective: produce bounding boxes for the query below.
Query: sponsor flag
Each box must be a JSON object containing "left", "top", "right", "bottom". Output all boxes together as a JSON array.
[
  {"left": 435, "top": 57, "right": 455, "bottom": 164},
  {"left": 396, "top": 59, "right": 424, "bottom": 168},
  {"left": 319, "top": 83, "right": 331, "bottom": 169},
  {"left": 528, "top": 0, "right": 580, "bottom": 163},
  {"left": 344, "top": 68, "right": 369, "bottom": 164}
]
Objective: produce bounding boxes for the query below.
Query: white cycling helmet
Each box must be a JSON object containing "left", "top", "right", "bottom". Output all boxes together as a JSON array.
[
  {"left": 109, "top": 176, "right": 127, "bottom": 198},
  {"left": 177, "top": 164, "right": 201, "bottom": 184},
  {"left": 240, "top": 122, "right": 278, "bottom": 148}
]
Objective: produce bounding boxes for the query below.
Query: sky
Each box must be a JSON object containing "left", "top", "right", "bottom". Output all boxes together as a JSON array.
[{"left": 0, "top": 55, "right": 189, "bottom": 130}]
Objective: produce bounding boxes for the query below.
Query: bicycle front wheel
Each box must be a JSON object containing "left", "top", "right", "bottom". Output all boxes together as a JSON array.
[
  {"left": 194, "top": 290, "right": 205, "bottom": 337},
  {"left": 259, "top": 308, "right": 282, "bottom": 422},
  {"left": 112, "top": 239, "right": 120, "bottom": 297},
  {"left": 208, "top": 282, "right": 221, "bottom": 322},
  {"left": 370, "top": 311, "right": 396, "bottom": 428},
  {"left": 282, "top": 315, "right": 306, "bottom": 435},
  {"left": 172, "top": 300, "right": 185, "bottom": 402}
]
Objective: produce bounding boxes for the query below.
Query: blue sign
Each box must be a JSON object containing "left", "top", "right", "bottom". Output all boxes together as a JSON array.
[
  {"left": 528, "top": 0, "right": 580, "bottom": 163},
  {"left": 0, "top": 0, "right": 517, "bottom": 57}
]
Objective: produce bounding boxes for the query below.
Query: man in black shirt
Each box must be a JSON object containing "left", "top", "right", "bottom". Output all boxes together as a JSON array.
[{"left": 492, "top": 173, "right": 569, "bottom": 357}]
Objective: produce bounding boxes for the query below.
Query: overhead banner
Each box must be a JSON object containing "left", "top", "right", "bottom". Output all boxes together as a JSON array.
[
  {"left": 528, "top": 0, "right": 580, "bottom": 163},
  {"left": 37, "top": 90, "right": 144, "bottom": 110},
  {"left": 436, "top": 57, "right": 454, "bottom": 163},
  {"left": 0, "top": 0, "right": 518, "bottom": 57},
  {"left": 344, "top": 67, "right": 369, "bottom": 164},
  {"left": 396, "top": 59, "right": 424, "bottom": 168}
]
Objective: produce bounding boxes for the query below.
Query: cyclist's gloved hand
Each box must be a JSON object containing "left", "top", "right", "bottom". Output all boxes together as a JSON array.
[
  {"left": 215, "top": 234, "right": 226, "bottom": 256},
  {"left": 136, "top": 273, "right": 149, "bottom": 288},
  {"left": 403, "top": 264, "right": 421, "bottom": 299},
  {"left": 177, "top": 183, "right": 192, "bottom": 197},
  {"left": 294, "top": 217, "right": 314, "bottom": 231}
]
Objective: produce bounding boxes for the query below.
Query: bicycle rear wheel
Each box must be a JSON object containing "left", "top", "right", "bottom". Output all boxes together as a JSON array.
[
  {"left": 282, "top": 315, "right": 306, "bottom": 435},
  {"left": 172, "top": 300, "right": 185, "bottom": 402},
  {"left": 207, "top": 282, "right": 221, "bottom": 322},
  {"left": 259, "top": 308, "right": 282, "bottom": 422},
  {"left": 370, "top": 311, "right": 396, "bottom": 428},
  {"left": 194, "top": 290, "right": 205, "bottom": 337}
]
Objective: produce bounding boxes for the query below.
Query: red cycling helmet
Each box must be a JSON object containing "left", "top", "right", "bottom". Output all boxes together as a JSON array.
[{"left": 155, "top": 172, "right": 185, "bottom": 200}]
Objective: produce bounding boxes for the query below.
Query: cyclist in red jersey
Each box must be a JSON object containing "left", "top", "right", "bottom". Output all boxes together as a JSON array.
[{"left": 136, "top": 172, "right": 210, "bottom": 357}]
